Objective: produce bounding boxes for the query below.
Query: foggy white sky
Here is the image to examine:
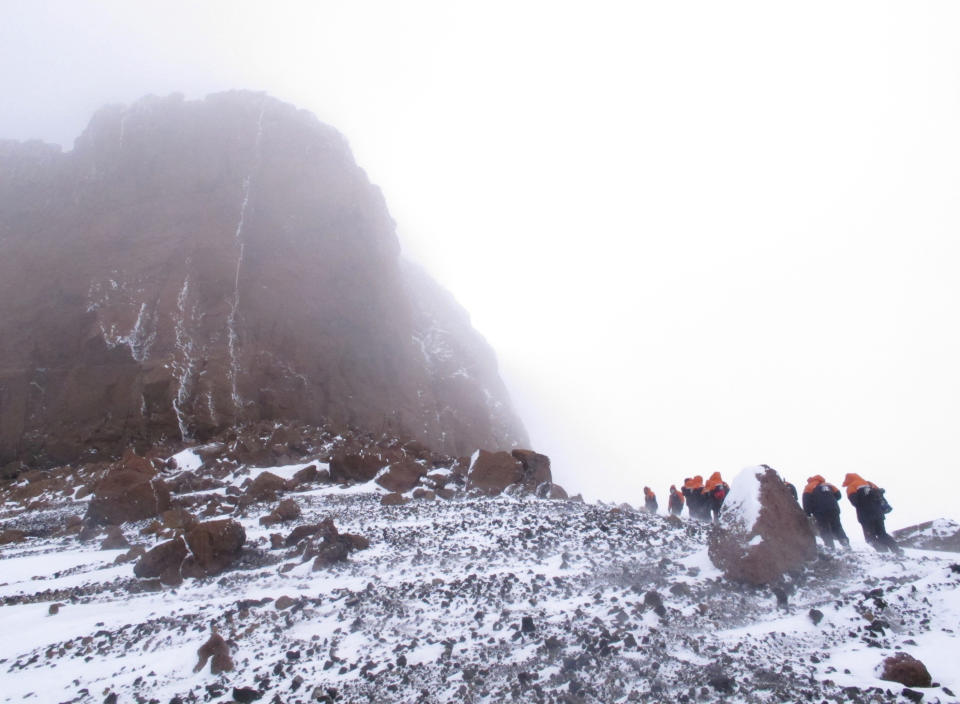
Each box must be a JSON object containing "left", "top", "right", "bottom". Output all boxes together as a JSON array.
[{"left": 2, "top": 1, "right": 959, "bottom": 533}]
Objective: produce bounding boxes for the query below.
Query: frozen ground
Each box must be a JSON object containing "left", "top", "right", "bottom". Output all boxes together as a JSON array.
[{"left": 1, "top": 458, "right": 958, "bottom": 703}]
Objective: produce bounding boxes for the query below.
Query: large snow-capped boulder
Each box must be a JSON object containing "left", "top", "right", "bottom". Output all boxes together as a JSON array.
[
  {"left": 708, "top": 465, "right": 816, "bottom": 585},
  {"left": 892, "top": 519, "right": 960, "bottom": 553},
  {"left": 465, "top": 450, "right": 524, "bottom": 495}
]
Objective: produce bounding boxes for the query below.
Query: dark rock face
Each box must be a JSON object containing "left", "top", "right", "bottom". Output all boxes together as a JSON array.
[
  {"left": 134, "top": 535, "right": 188, "bottom": 585},
  {"left": 85, "top": 451, "right": 171, "bottom": 526},
  {"left": 879, "top": 653, "right": 932, "bottom": 688},
  {"left": 709, "top": 466, "right": 817, "bottom": 585},
  {"left": 0, "top": 91, "right": 527, "bottom": 467},
  {"left": 375, "top": 459, "right": 427, "bottom": 493}
]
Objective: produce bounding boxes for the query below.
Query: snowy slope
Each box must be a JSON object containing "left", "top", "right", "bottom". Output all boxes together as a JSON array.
[{"left": 1, "top": 459, "right": 959, "bottom": 703}]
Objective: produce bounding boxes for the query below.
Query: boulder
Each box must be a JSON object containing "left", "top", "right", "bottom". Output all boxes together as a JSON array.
[
  {"left": 259, "top": 498, "right": 302, "bottom": 526},
  {"left": 708, "top": 466, "right": 817, "bottom": 585},
  {"left": 161, "top": 508, "right": 198, "bottom": 531},
  {"left": 412, "top": 487, "right": 436, "bottom": 501},
  {"left": 85, "top": 452, "right": 171, "bottom": 526},
  {"left": 465, "top": 450, "right": 523, "bottom": 496},
  {"left": 194, "top": 631, "right": 234, "bottom": 674},
  {"left": 285, "top": 521, "right": 337, "bottom": 548},
  {"left": 134, "top": 536, "right": 189, "bottom": 586},
  {"left": 181, "top": 519, "right": 246, "bottom": 579},
  {"left": 291, "top": 464, "right": 326, "bottom": 486},
  {"left": 879, "top": 653, "right": 932, "bottom": 688},
  {"left": 512, "top": 450, "right": 552, "bottom": 490},
  {"left": 100, "top": 526, "right": 130, "bottom": 550},
  {"left": 376, "top": 460, "right": 428, "bottom": 493},
  {"left": 244, "top": 471, "right": 289, "bottom": 502},
  {"left": 381, "top": 492, "right": 408, "bottom": 506}
]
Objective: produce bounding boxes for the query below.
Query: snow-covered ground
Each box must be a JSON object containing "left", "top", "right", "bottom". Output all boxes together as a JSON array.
[{"left": 1, "top": 460, "right": 958, "bottom": 703}]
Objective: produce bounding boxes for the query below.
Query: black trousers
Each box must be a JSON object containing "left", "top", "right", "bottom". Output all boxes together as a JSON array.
[
  {"left": 859, "top": 516, "right": 901, "bottom": 553},
  {"left": 813, "top": 513, "right": 849, "bottom": 549}
]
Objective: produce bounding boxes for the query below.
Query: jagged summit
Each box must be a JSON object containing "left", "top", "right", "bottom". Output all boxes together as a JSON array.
[{"left": 0, "top": 91, "right": 527, "bottom": 467}]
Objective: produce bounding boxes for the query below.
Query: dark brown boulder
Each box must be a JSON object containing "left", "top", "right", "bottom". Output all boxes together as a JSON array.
[
  {"left": 376, "top": 459, "right": 428, "bottom": 493},
  {"left": 181, "top": 519, "right": 246, "bottom": 579},
  {"left": 381, "top": 492, "right": 408, "bottom": 506},
  {"left": 284, "top": 519, "right": 338, "bottom": 547},
  {"left": 466, "top": 450, "right": 523, "bottom": 496},
  {"left": 512, "top": 450, "right": 552, "bottom": 490},
  {"left": 244, "top": 471, "right": 289, "bottom": 502},
  {"left": 194, "top": 631, "right": 234, "bottom": 674},
  {"left": 343, "top": 533, "right": 370, "bottom": 551},
  {"left": 259, "top": 498, "right": 301, "bottom": 526},
  {"left": 708, "top": 466, "right": 816, "bottom": 585},
  {"left": 134, "top": 536, "right": 188, "bottom": 586},
  {"left": 291, "top": 464, "right": 322, "bottom": 485},
  {"left": 412, "top": 487, "right": 436, "bottom": 501},
  {"left": 85, "top": 452, "right": 171, "bottom": 526},
  {"left": 100, "top": 526, "right": 130, "bottom": 550},
  {"left": 329, "top": 450, "right": 392, "bottom": 483},
  {"left": 311, "top": 540, "right": 351, "bottom": 569},
  {"left": 879, "top": 653, "right": 932, "bottom": 687}
]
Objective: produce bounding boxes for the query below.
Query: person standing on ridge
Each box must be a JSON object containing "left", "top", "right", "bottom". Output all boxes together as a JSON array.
[
  {"left": 643, "top": 487, "right": 658, "bottom": 514},
  {"left": 702, "top": 472, "right": 729, "bottom": 522},
  {"left": 802, "top": 475, "right": 850, "bottom": 550},
  {"left": 682, "top": 476, "right": 706, "bottom": 520},
  {"left": 842, "top": 473, "right": 902, "bottom": 554},
  {"left": 668, "top": 485, "right": 685, "bottom": 516}
]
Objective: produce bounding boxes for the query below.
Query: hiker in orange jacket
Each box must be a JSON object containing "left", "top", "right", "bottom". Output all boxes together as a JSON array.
[
  {"left": 701, "top": 472, "right": 729, "bottom": 522},
  {"left": 668, "top": 485, "right": 685, "bottom": 516},
  {"left": 682, "top": 476, "right": 707, "bottom": 520},
  {"left": 643, "top": 487, "right": 658, "bottom": 514},
  {"left": 802, "top": 475, "right": 850, "bottom": 550},
  {"left": 842, "top": 473, "right": 901, "bottom": 554}
]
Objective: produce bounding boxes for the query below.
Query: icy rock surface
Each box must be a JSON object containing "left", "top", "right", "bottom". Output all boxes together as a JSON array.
[{"left": 1, "top": 469, "right": 960, "bottom": 704}]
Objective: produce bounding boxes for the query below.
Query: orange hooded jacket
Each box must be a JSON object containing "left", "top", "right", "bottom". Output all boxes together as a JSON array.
[
  {"left": 684, "top": 476, "right": 704, "bottom": 491},
  {"left": 703, "top": 472, "right": 726, "bottom": 493},
  {"left": 644, "top": 487, "right": 656, "bottom": 500},
  {"left": 842, "top": 473, "right": 878, "bottom": 497},
  {"left": 670, "top": 485, "right": 685, "bottom": 504},
  {"left": 804, "top": 475, "right": 839, "bottom": 495}
]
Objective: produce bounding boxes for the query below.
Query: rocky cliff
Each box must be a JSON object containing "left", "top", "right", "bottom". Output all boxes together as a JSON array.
[{"left": 0, "top": 91, "right": 527, "bottom": 466}]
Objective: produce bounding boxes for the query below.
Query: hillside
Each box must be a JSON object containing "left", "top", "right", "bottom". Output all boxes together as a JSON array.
[{"left": 0, "top": 92, "right": 526, "bottom": 469}]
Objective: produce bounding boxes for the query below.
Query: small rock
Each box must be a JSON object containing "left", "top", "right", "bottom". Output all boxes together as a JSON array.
[
  {"left": 232, "top": 687, "right": 262, "bottom": 702},
  {"left": 100, "top": 525, "right": 130, "bottom": 550},
  {"left": 902, "top": 689, "right": 924, "bottom": 703},
  {"left": 521, "top": 616, "right": 536, "bottom": 633},
  {"left": 808, "top": 608, "right": 824, "bottom": 626},
  {"left": 381, "top": 492, "right": 408, "bottom": 506},
  {"left": 275, "top": 595, "right": 296, "bottom": 610},
  {"left": 48, "top": 603, "right": 63, "bottom": 615}
]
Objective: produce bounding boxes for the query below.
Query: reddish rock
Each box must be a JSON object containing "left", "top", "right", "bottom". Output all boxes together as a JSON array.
[
  {"left": 512, "top": 450, "right": 552, "bottom": 490},
  {"left": 65, "top": 514, "right": 83, "bottom": 530},
  {"left": 275, "top": 595, "right": 296, "bottom": 610},
  {"left": 114, "top": 545, "right": 146, "bottom": 564},
  {"left": 291, "top": 464, "right": 321, "bottom": 485},
  {"left": 284, "top": 519, "right": 338, "bottom": 547},
  {"left": 161, "top": 508, "right": 197, "bottom": 531},
  {"left": 376, "top": 459, "right": 428, "bottom": 493},
  {"left": 259, "top": 498, "right": 301, "bottom": 526},
  {"left": 244, "top": 472, "right": 289, "bottom": 502},
  {"left": 343, "top": 533, "right": 370, "bottom": 551},
  {"left": 466, "top": 450, "right": 523, "bottom": 496},
  {"left": 134, "top": 536, "right": 189, "bottom": 586},
  {"left": 311, "top": 540, "right": 351, "bottom": 569},
  {"left": 78, "top": 524, "right": 101, "bottom": 542},
  {"left": 435, "top": 487, "right": 456, "bottom": 500},
  {"left": 181, "top": 519, "right": 246, "bottom": 579},
  {"left": 269, "top": 533, "right": 284, "bottom": 549},
  {"left": 84, "top": 453, "right": 171, "bottom": 526},
  {"left": 167, "top": 471, "right": 224, "bottom": 494},
  {"left": 194, "top": 631, "right": 234, "bottom": 674},
  {"left": 329, "top": 451, "right": 391, "bottom": 483},
  {"left": 0, "top": 529, "right": 26, "bottom": 545},
  {"left": 100, "top": 526, "right": 130, "bottom": 550},
  {"left": 381, "top": 492, "right": 408, "bottom": 506},
  {"left": 879, "top": 653, "right": 932, "bottom": 688},
  {"left": 425, "top": 471, "right": 450, "bottom": 489},
  {"left": 708, "top": 466, "right": 817, "bottom": 585},
  {"left": 412, "top": 487, "right": 436, "bottom": 501}
]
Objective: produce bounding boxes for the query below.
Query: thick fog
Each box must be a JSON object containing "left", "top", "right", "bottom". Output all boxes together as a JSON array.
[{"left": 3, "top": 1, "right": 959, "bottom": 532}]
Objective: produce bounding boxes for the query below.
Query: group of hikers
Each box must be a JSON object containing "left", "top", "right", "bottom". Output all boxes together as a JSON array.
[{"left": 641, "top": 469, "right": 902, "bottom": 554}]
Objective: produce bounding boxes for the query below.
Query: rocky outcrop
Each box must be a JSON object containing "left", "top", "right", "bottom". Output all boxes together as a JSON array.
[
  {"left": 375, "top": 459, "right": 428, "bottom": 493},
  {"left": 0, "top": 91, "right": 526, "bottom": 468},
  {"left": 892, "top": 519, "right": 960, "bottom": 553},
  {"left": 465, "top": 448, "right": 555, "bottom": 496},
  {"left": 85, "top": 452, "right": 171, "bottom": 526},
  {"left": 708, "top": 466, "right": 817, "bottom": 585}
]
